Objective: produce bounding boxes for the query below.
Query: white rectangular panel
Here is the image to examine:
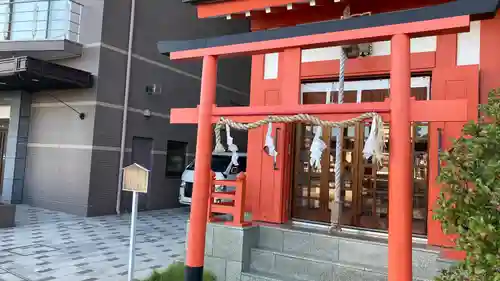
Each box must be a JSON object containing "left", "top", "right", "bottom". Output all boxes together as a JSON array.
[
  {"left": 457, "top": 21, "right": 481, "bottom": 66},
  {"left": 264, "top": 53, "right": 279, "bottom": 79}
]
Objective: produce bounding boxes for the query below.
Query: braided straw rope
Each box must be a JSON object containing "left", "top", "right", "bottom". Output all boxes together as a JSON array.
[
  {"left": 213, "top": 112, "right": 385, "bottom": 233},
  {"left": 331, "top": 47, "right": 347, "bottom": 232},
  {"left": 213, "top": 112, "right": 384, "bottom": 157}
]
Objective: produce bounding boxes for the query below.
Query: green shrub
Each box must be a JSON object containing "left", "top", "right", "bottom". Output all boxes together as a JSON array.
[
  {"left": 433, "top": 89, "right": 500, "bottom": 281},
  {"left": 142, "top": 262, "right": 216, "bottom": 281}
]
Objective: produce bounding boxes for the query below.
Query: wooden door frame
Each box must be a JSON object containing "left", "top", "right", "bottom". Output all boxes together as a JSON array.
[
  {"left": 290, "top": 110, "right": 333, "bottom": 222},
  {"left": 290, "top": 77, "right": 432, "bottom": 227}
]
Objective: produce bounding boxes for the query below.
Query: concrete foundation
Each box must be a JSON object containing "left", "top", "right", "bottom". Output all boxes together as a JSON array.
[
  {"left": 186, "top": 221, "right": 258, "bottom": 281},
  {"left": 193, "top": 223, "right": 456, "bottom": 281}
]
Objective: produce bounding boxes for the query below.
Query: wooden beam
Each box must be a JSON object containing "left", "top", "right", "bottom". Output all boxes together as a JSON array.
[
  {"left": 301, "top": 52, "right": 436, "bottom": 79},
  {"left": 214, "top": 101, "right": 391, "bottom": 116},
  {"left": 169, "top": 16, "right": 470, "bottom": 60},
  {"left": 170, "top": 99, "right": 469, "bottom": 124},
  {"left": 250, "top": 0, "right": 450, "bottom": 31},
  {"left": 171, "top": 110, "right": 391, "bottom": 124},
  {"left": 197, "top": 0, "right": 328, "bottom": 19}
]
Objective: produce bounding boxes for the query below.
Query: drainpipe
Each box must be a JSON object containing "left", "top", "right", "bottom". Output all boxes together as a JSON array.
[{"left": 116, "top": 0, "right": 136, "bottom": 215}]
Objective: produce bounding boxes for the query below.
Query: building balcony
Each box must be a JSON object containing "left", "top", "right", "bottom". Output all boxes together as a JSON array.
[{"left": 0, "top": 0, "right": 84, "bottom": 61}]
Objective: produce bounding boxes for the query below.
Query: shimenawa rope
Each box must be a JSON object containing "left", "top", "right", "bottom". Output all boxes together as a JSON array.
[{"left": 213, "top": 112, "right": 385, "bottom": 166}]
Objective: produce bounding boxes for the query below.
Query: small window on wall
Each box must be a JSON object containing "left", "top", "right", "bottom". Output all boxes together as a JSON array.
[{"left": 166, "top": 141, "right": 187, "bottom": 178}]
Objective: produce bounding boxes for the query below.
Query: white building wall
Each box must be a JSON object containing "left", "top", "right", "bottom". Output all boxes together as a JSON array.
[
  {"left": 263, "top": 21, "right": 482, "bottom": 80},
  {"left": 264, "top": 53, "right": 279, "bottom": 79},
  {"left": 301, "top": 36, "right": 437, "bottom": 63},
  {"left": 457, "top": 21, "right": 481, "bottom": 66}
]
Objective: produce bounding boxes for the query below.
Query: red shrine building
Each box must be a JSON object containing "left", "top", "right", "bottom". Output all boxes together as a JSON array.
[{"left": 158, "top": 1, "right": 500, "bottom": 281}]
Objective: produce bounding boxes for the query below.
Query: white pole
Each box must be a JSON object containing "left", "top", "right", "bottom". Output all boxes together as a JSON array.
[
  {"left": 116, "top": 0, "right": 136, "bottom": 215},
  {"left": 127, "top": 191, "right": 139, "bottom": 281}
]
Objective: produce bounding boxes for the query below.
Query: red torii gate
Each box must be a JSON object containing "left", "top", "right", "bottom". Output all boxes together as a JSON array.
[{"left": 166, "top": 15, "right": 472, "bottom": 281}]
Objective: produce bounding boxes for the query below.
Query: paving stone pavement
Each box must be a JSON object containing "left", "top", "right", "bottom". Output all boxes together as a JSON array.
[{"left": 0, "top": 205, "right": 189, "bottom": 281}]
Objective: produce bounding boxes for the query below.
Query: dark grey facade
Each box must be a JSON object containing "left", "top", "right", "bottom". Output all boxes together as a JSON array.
[{"left": 0, "top": 0, "right": 250, "bottom": 216}]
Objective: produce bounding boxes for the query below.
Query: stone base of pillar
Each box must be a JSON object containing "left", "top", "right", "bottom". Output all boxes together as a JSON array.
[{"left": 186, "top": 221, "right": 258, "bottom": 281}]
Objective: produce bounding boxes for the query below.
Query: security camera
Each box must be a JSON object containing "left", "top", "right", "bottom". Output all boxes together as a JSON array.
[{"left": 145, "top": 84, "right": 161, "bottom": 95}]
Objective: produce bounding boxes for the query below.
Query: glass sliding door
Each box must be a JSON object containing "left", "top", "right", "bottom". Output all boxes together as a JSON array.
[{"left": 292, "top": 77, "right": 431, "bottom": 235}]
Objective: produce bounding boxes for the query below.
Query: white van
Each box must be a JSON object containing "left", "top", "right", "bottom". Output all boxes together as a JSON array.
[{"left": 179, "top": 152, "right": 247, "bottom": 205}]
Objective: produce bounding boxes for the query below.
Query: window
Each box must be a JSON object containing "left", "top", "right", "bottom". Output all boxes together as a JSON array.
[
  {"left": 0, "top": 0, "right": 82, "bottom": 41},
  {"left": 188, "top": 155, "right": 231, "bottom": 172},
  {"left": 165, "top": 140, "right": 187, "bottom": 178},
  {"left": 186, "top": 155, "right": 247, "bottom": 173}
]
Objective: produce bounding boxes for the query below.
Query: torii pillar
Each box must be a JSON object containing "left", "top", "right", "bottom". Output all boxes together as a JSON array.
[
  {"left": 185, "top": 55, "right": 217, "bottom": 280},
  {"left": 389, "top": 33, "right": 412, "bottom": 281}
]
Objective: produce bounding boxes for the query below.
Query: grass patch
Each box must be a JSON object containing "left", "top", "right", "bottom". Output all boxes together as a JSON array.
[{"left": 142, "top": 262, "right": 216, "bottom": 281}]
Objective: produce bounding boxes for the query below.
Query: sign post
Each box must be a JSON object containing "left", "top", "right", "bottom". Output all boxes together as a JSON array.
[{"left": 122, "top": 163, "right": 150, "bottom": 281}]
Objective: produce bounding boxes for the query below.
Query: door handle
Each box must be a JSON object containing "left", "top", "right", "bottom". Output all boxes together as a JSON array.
[
  {"left": 274, "top": 127, "right": 280, "bottom": 170},
  {"left": 437, "top": 128, "right": 443, "bottom": 177}
]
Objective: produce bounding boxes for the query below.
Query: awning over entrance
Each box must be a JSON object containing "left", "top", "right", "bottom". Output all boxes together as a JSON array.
[
  {"left": 0, "top": 56, "right": 93, "bottom": 92},
  {"left": 158, "top": 0, "right": 499, "bottom": 57},
  {"left": 0, "top": 40, "right": 83, "bottom": 61}
]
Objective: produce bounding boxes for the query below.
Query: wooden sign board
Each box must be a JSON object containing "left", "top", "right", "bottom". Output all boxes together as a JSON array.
[{"left": 123, "top": 163, "right": 149, "bottom": 193}]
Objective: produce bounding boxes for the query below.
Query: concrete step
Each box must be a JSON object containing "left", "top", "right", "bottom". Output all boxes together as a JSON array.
[
  {"left": 256, "top": 225, "right": 440, "bottom": 279},
  {"left": 241, "top": 270, "right": 313, "bottom": 281},
  {"left": 242, "top": 270, "right": 432, "bottom": 281},
  {"left": 249, "top": 248, "right": 432, "bottom": 281}
]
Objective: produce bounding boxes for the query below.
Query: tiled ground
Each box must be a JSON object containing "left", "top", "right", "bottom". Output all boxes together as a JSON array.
[{"left": 0, "top": 205, "right": 189, "bottom": 281}]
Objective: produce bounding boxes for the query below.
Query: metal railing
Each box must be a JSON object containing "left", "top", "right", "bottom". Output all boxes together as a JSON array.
[{"left": 0, "top": 0, "right": 83, "bottom": 42}]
